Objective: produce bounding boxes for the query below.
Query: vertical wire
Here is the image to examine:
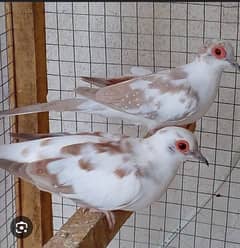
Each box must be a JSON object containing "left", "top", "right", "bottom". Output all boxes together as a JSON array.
[
  {"left": 132, "top": 3, "right": 138, "bottom": 248},
  {"left": 147, "top": 3, "right": 155, "bottom": 247},
  {"left": 162, "top": 3, "right": 171, "bottom": 247},
  {"left": 193, "top": 1, "right": 205, "bottom": 247},
  {"left": 208, "top": 2, "right": 223, "bottom": 248},
  {"left": 71, "top": 3, "right": 78, "bottom": 135},
  {"left": 87, "top": 2, "right": 93, "bottom": 132},
  {"left": 177, "top": 3, "right": 189, "bottom": 248},
  {"left": 103, "top": 2, "right": 109, "bottom": 133},
  {"left": 71, "top": 2, "right": 78, "bottom": 212},
  {"left": 0, "top": 14, "right": 8, "bottom": 246},
  {"left": 223, "top": 2, "right": 240, "bottom": 247},
  {"left": 55, "top": 2, "right": 64, "bottom": 226},
  {"left": 119, "top": 2, "right": 123, "bottom": 247}
]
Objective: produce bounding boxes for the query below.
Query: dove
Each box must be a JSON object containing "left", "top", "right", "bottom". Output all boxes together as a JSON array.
[
  {"left": 1, "top": 39, "right": 238, "bottom": 133},
  {"left": 0, "top": 126, "right": 208, "bottom": 228}
]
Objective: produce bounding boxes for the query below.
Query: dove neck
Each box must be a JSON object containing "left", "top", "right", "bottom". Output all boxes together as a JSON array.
[
  {"left": 186, "top": 59, "right": 222, "bottom": 96},
  {"left": 193, "top": 56, "right": 224, "bottom": 75}
]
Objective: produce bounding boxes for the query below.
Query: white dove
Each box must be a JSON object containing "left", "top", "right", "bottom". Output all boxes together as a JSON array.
[
  {"left": 1, "top": 39, "right": 238, "bottom": 133},
  {"left": 0, "top": 127, "right": 208, "bottom": 228}
]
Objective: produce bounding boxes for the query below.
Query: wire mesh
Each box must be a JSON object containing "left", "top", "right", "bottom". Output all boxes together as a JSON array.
[
  {"left": 0, "top": 3, "right": 17, "bottom": 248},
  {"left": 44, "top": 2, "right": 240, "bottom": 248}
]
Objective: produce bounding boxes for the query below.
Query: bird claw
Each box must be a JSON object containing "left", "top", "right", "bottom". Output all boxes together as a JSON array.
[
  {"left": 82, "top": 208, "right": 89, "bottom": 214},
  {"left": 86, "top": 208, "right": 115, "bottom": 230},
  {"left": 103, "top": 211, "right": 116, "bottom": 230}
]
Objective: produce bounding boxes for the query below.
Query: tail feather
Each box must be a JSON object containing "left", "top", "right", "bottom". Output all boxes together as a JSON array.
[
  {"left": 0, "top": 149, "right": 34, "bottom": 184},
  {"left": 0, "top": 159, "right": 28, "bottom": 179},
  {"left": 79, "top": 75, "right": 135, "bottom": 87},
  {"left": 0, "top": 98, "right": 84, "bottom": 118}
]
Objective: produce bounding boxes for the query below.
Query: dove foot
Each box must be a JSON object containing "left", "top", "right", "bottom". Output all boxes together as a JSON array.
[
  {"left": 86, "top": 208, "right": 115, "bottom": 229},
  {"left": 102, "top": 211, "right": 116, "bottom": 230},
  {"left": 82, "top": 208, "right": 89, "bottom": 214}
]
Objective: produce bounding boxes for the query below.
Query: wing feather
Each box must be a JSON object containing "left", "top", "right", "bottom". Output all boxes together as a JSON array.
[
  {"left": 0, "top": 135, "right": 142, "bottom": 210},
  {"left": 76, "top": 71, "right": 199, "bottom": 122},
  {"left": 79, "top": 75, "right": 135, "bottom": 87}
]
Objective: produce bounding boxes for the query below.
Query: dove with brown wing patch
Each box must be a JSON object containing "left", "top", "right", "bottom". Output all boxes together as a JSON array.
[{"left": 0, "top": 127, "right": 208, "bottom": 229}]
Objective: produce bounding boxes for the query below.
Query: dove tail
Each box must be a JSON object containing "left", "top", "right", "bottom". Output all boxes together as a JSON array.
[
  {"left": 0, "top": 159, "right": 21, "bottom": 175},
  {"left": 0, "top": 154, "right": 33, "bottom": 184},
  {"left": 80, "top": 75, "right": 135, "bottom": 87},
  {"left": 0, "top": 142, "right": 29, "bottom": 162},
  {"left": 0, "top": 98, "right": 85, "bottom": 118}
]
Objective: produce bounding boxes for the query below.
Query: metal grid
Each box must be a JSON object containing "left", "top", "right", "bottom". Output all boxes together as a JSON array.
[
  {"left": 0, "top": 3, "right": 17, "bottom": 248},
  {"left": 45, "top": 2, "right": 240, "bottom": 248}
]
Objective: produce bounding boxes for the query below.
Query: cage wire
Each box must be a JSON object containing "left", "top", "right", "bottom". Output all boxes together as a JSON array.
[
  {"left": 0, "top": 3, "right": 17, "bottom": 248},
  {"left": 44, "top": 1, "right": 240, "bottom": 248}
]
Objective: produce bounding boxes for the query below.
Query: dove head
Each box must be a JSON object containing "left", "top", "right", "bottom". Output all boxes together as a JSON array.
[
  {"left": 152, "top": 127, "right": 208, "bottom": 166},
  {"left": 198, "top": 39, "right": 240, "bottom": 71}
]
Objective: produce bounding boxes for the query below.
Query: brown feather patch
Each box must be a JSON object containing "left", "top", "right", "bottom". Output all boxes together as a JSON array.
[
  {"left": 61, "top": 138, "right": 131, "bottom": 157},
  {"left": 79, "top": 160, "right": 93, "bottom": 171},
  {"left": 0, "top": 160, "right": 33, "bottom": 183},
  {"left": 28, "top": 158, "right": 75, "bottom": 194},
  {"left": 29, "top": 158, "right": 62, "bottom": 176},
  {"left": 94, "top": 141, "right": 122, "bottom": 154},
  {"left": 114, "top": 168, "right": 128, "bottom": 178},
  {"left": 0, "top": 158, "right": 75, "bottom": 194},
  {"left": 61, "top": 144, "right": 84, "bottom": 155}
]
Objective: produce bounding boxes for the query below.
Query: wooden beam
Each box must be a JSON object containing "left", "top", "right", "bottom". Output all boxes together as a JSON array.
[
  {"left": 6, "top": 2, "right": 53, "bottom": 247},
  {"left": 44, "top": 210, "right": 132, "bottom": 248}
]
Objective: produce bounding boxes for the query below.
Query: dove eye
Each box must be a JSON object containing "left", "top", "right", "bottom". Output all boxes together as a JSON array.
[
  {"left": 175, "top": 140, "right": 189, "bottom": 153},
  {"left": 211, "top": 46, "right": 226, "bottom": 59}
]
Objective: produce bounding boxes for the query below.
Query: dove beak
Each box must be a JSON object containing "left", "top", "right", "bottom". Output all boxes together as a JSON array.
[
  {"left": 191, "top": 150, "right": 209, "bottom": 166},
  {"left": 227, "top": 58, "right": 240, "bottom": 71}
]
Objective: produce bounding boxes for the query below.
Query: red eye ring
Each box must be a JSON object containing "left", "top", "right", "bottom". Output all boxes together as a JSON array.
[
  {"left": 211, "top": 46, "right": 226, "bottom": 59},
  {"left": 175, "top": 140, "right": 190, "bottom": 153}
]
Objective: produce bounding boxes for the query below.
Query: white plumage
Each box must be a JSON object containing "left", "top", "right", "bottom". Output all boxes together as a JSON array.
[{"left": 0, "top": 127, "right": 208, "bottom": 228}]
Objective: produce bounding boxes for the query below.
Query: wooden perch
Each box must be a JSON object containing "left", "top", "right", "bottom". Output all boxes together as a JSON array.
[{"left": 44, "top": 210, "right": 132, "bottom": 248}]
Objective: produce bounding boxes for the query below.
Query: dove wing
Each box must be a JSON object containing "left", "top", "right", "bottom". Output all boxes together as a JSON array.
[
  {"left": 77, "top": 70, "right": 199, "bottom": 122},
  {"left": 0, "top": 135, "right": 142, "bottom": 210}
]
